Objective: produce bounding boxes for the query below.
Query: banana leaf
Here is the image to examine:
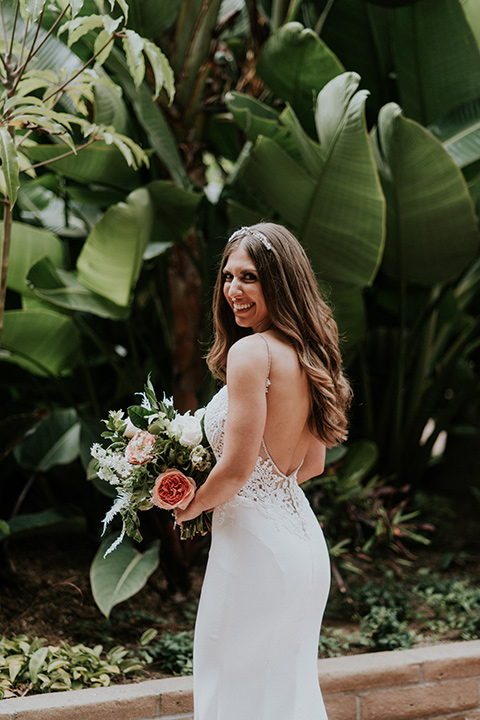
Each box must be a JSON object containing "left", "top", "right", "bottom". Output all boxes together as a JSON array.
[
  {"left": 23, "top": 143, "right": 140, "bottom": 190},
  {"left": 429, "top": 98, "right": 480, "bottom": 170},
  {"left": 27, "top": 257, "right": 130, "bottom": 320},
  {"left": 77, "top": 187, "right": 153, "bottom": 306},
  {"left": 5, "top": 221, "right": 64, "bottom": 296},
  {"left": 256, "top": 22, "right": 344, "bottom": 136},
  {"left": 1, "top": 309, "right": 81, "bottom": 376},
  {"left": 392, "top": 0, "right": 480, "bottom": 126},
  {"left": 372, "top": 103, "right": 480, "bottom": 286}
]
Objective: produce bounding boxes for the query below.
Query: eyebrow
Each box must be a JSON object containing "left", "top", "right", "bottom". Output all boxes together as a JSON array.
[{"left": 222, "top": 265, "right": 257, "bottom": 273}]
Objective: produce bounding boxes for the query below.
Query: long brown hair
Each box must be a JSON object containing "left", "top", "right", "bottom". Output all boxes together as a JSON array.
[{"left": 207, "top": 223, "right": 352, "bottom": 447}]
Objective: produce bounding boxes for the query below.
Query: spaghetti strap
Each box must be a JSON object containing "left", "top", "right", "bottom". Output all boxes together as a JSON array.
[{"left": 258, "top": 333, "right": 271, "bottom": 393}]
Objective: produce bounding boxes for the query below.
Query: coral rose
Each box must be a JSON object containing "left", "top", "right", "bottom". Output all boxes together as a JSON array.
[
  {"left": 125, "top": 430, "right": 156, "bottom": 465},
  {"left": 151, "top": 469, "right": 196, "bottom": 510}
]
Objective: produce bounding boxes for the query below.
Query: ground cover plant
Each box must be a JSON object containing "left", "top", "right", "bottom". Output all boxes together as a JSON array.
[{"left": 2, "top": 533, "right": 480, "bottom": 698}]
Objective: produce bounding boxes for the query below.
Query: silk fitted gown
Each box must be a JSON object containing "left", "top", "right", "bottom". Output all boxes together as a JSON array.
[{"left": 193, "top": 382, "right": 331, "bottom": 720}]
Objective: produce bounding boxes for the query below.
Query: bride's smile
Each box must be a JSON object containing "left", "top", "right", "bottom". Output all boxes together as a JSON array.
[{"left": 222, "top": 245, "right": 271, "bottom": 332}]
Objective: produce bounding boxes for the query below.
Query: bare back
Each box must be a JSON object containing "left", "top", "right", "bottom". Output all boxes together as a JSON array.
[{"left": 259, "top": 331, "right": 313, "bottom": 476}]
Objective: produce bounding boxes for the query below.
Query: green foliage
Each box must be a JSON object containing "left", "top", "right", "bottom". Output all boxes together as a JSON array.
[
  {"left": 90, "top": 537, "right": 160, "bottom": 618},
  {"left": 305, "top": 443, "right": 434, "bottom": 585},
  {"left": 140, "top": 629, "right": 194, "bottom": 676},
  {"left": 324, "top": 569, "right": 480, "bottom": 656},
  {"left": 0, "top": 634, "right": 145, "bottom": 699},
  {"left": 1, "top": 0, "right": 480, "bottom": 604}
]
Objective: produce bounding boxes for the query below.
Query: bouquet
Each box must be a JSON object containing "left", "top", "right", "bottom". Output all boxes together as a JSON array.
[{"left": 90, "top": 376, "right": 214, "bottom": 554}]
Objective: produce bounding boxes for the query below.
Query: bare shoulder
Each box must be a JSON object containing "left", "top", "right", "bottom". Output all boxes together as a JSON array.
[{"left": 226, "top": 335, "right": 269, "bottom": 386}]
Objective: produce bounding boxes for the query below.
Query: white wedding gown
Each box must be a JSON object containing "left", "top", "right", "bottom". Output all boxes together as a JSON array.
[{"left": 194, "top": 354, "right": 331, "bottom": 720}]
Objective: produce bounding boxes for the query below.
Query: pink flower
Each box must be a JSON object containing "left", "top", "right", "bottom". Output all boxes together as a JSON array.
[
  {"left": 151, "top": 469, "right": 196, "bottom": 510},
  {"left": 125, "top": 431, "right": 156, "bottom": 465}
]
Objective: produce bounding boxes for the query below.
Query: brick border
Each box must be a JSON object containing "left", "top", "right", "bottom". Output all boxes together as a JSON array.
[{"left": 1, "top": 640, "right": 479, "bottom": 720}]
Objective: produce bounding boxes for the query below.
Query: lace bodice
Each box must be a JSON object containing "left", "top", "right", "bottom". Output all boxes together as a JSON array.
[{"left": 204, "top": 385, "right": 311, "bottom": 538}]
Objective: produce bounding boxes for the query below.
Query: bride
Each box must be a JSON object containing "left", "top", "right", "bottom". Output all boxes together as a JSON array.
[{"left": 175, "top": 223, "right": 351, "bottom": 720}]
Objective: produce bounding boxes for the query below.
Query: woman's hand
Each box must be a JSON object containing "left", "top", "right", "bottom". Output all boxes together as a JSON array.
[{"left": 175, "top": 496, "right": 203, "bottom": 526}]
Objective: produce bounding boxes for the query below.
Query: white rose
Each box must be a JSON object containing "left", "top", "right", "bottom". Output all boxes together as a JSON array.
[{"left": 171, "top": 413, "right": 203, "bottom": 447}]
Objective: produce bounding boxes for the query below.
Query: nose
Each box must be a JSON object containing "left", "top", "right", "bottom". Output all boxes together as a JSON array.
[{"left": 228, "top": 276, "right": 242, "bottom": 298}]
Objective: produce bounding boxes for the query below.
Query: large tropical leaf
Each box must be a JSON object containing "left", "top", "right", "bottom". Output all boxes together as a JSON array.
[
  {"left": 392, "top": 0, "right": 480, "bottom": 126},
  {"left": 23, "top": 144, "right": 140, "bottom": 190},
  {"left": 124, "top": 0, "right": 184, "bottom": 37},
  {"left": 429, "top": 98, "right": 480, "bottom": 170},
  {"left": 226, "top": 92, "right": 323, "bottom": 176},
  {"left": 371, "top": 103, "right": 480, "bottom": 286},
  {"left": 5, "top": 221, "right": 64, "bottom": 296},
  {"left": 77, "top": 187, "right": 153, "bottom": 306},
  {"left": 235, "top": 73, "right": 385, "bottom": 292},
  {"left": 1, "top": 309, "right": 81, "bottom": 376},
  {"left": 314, "top": 0, "right": 392, "bottom": 116},
  {"left": 146, "top": 180, "right": 202, "bottom": 243},
  {"left": 13, "top": 407, "right": 81, "bottom": 471},
  {"left": 256, "top": 22, "right": 344, "bottom": 136},
  {"left": 0, "top": 507, "right": 85, "bottom": 541},
  {"left": 17, "top": 175, "right": 100, "bottom": 236},
  {"left": 90, "top": 537, "right": 160, "bottom": 618},
  {"left": 27, "top": 257, "right": 130, "bottom": 320},
  {"left": 463, "top": 0, "right": 480, "bottom": 49}
]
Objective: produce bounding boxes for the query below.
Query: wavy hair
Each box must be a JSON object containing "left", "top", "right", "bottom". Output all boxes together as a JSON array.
[{"left": 206, "top": 223, "right": 352, "bottom": 447}]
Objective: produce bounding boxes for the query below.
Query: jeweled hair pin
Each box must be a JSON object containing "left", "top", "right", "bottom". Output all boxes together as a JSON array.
[{"left": 228, "top": 226, "right": 272, "bottom": 250}]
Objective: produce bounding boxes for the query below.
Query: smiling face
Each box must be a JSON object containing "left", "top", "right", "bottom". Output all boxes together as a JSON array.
[{"left": 222, "top": 244, "right": 271, "bottom": 333}]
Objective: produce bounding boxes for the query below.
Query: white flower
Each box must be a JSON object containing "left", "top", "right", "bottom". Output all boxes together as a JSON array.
[
  {"left": 124, "top": 417, "right": 140, "bottom": 438},
  {"left": 190, "top": 444, "right": 212, "bottom": 472},
  {"left": 170, "top": 413, "right": 203, "bottom": 447},
  {"left": 91, "top": 443, "right": 132, "bottom": 485}
]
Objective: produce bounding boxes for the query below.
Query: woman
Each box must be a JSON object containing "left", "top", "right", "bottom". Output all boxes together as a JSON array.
[{"left": 175, "top": 223, "right": 351, "bottom": 720}]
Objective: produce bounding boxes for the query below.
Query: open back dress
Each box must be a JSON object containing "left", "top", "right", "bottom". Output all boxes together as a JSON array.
[{"left": 194, "top": 336, "right": 330, "bottom": 720}]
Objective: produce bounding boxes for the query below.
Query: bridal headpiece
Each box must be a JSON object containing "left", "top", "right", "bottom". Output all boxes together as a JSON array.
[{"left": 228, "top": 226, "right": 272, "bottom": 251}]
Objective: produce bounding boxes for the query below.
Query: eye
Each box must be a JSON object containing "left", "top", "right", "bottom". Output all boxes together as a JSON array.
[
  {"left": 243, "top": 272, "right": 257, "bottom": 282},
  {"left": 222, "top": 271, "right": 233, "bottom": 282}
]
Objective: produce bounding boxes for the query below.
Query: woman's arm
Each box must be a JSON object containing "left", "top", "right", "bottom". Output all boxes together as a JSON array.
[
  {"left": 296, "top": 435, "right": 326, "bottom": 484},
  {"left": 176, "top": 336, "right": 269, "bottom": 524}
]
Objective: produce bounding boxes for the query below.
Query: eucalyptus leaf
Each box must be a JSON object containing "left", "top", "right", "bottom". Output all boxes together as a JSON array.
[{"left": 90, "top": 537, "right": 160, "bottom": 618}]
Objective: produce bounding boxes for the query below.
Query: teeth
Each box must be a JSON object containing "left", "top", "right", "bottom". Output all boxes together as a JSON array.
[{"left": 233, "top": 302, "right": 253, "bottom": 311}]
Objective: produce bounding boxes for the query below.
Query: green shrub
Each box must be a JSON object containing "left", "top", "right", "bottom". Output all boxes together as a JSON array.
[
  {"left": 140, "top": 630, "right": 193, "bottom": 676},
  {"left": 0, "top": 635, "right": 145, "bottom": 699}
]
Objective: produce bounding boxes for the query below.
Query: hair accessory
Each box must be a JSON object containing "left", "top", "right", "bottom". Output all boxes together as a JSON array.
[{"left": 228, "top": 226, "right": 272, "bottom": 250}]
